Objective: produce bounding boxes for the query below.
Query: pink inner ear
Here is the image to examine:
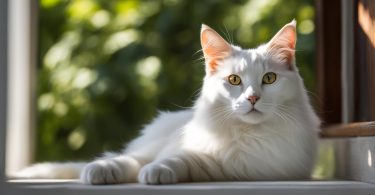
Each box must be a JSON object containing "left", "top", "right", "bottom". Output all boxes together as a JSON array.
[
  {"left": 201, "top": 25, "right": 232, "bottom": 74},
  {"left": 267, "top": 21, "right": 297, "bottom": 69}
]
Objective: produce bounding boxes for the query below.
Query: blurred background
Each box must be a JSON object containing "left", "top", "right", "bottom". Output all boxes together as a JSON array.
[{"left": 36, "top": 0, "right": 316, "bottom": 162}]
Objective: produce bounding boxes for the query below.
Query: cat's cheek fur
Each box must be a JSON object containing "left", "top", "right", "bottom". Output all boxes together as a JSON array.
[
  {"left": 224, "top": 83, "right": 242, "bottom": 99},
  {"left": 263, "top": 74, "right": 299, "bottom": 103},
  {"left": 203, "top": 76, "right": 238, "bottom": 103},
  {"left": 201, "top": 77, "right": 223, "bottom": 103},
  {"left": 231, "top": 99, "right": 249, "bottom": 115}
]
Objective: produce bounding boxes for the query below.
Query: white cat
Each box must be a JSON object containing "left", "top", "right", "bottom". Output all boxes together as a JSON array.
[{"left": 16, "top": 21, "right": 320, "bottom": 184}]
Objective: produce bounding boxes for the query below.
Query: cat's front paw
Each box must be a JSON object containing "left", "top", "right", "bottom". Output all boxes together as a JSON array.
[
  {"left": 138, "top": 163, "right": 177, "bottom": 184},
  {"left": 80, "top": 160, "right": 125, "bottom": 184}
]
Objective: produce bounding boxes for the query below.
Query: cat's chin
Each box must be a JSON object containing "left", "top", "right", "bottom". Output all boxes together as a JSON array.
[{"left": 237, "top": 110, "right": 267, "bottom": 125}]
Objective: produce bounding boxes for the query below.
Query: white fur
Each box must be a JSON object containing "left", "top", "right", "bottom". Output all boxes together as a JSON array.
[
  {"left": 12, "top": 162, "right": 85, "bottom": 179},
  {"left": 17, "top": 22, "right": 320, "bottom": 185}
]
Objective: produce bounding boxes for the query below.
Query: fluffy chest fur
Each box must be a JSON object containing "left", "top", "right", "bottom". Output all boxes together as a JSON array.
[
  {"left": 182, "top": 110, "right": 317, "bottom": 180},
  {"left": 219, "top": 123, "right": 316, "bottom": 180}
]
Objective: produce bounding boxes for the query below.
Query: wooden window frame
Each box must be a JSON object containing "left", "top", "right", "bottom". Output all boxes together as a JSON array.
[
  {"left": 318, "top": 0, "right": 375, "bottom": 137},
  {"left": 0, "top": 0, "right": 8, "bottom": 183},
  {"left": 315, "top": 0, "right": 342, "bottom": 125},
  {"left": 354, "top": 0, "right": 375, "bottom": 121},
  {"left": 5, "top": 0, "right": 37, "bottom": 176}
]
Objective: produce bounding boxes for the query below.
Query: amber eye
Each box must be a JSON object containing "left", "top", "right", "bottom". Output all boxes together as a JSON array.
[
  {"left": 228, "top": 74, "right": 241, "bottom": 85},
  {"left": 262, "top": 72, "right": 277, "bottom": 84}
]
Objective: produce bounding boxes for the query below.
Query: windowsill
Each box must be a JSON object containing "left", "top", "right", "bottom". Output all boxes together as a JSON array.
[
  {"left": 4, "top": 179, "right": 375, "bottom": 195},
  {"left": 2, "top": 134, "right": 375, "bottom": 195}
]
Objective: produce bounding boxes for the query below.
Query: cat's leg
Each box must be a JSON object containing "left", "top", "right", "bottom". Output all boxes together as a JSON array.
[
  {"left": 138, "top": 151, "right": 226, "bottom": 184},
  {"left": 81, "top": 110, "right": 193, "bottom": 184},
  {"left": 80, "top": 136, "right": 160, "bottom": 185},
  {"left": 80, "top": 153, "right": 142, "bottom": 184}
]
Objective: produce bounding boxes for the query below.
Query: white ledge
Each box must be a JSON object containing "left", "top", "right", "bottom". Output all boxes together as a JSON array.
[{"left": 3, "top": 180, "right": 375, "bottom": 195}]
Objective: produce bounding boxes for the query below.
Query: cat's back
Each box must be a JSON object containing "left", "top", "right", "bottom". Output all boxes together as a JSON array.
[
  {"left": 124, "top": 109, "right": 194, "bottom": 155},
  {"left": 141, "top": 109, "right": 194, "bottom": 135}
]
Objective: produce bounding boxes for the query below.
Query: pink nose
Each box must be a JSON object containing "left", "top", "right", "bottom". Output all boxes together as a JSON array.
[{"left": 247, "top": 95, "right": 260, "bottom": 105}]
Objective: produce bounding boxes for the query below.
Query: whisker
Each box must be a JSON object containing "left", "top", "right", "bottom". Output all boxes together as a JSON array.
[
  {"left": 221, "top": 25, "right": 234, "bottom": 44},
  {"left": 207, "top": 105, "right": 235, "bottom": 126}
]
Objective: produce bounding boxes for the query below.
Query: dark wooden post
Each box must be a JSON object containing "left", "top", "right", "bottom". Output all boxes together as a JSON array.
[
  {"left": 315, "top": 0, "right": 342, "bottom": 125},
  {"left": 355, "top": 0, "right": 375, "bottom": 122}
]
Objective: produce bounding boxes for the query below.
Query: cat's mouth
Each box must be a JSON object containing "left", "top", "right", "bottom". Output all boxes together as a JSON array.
[
  {"left": 238, "top": 108, "right": 265, "bottom": 124},
  {"left": 247, "top": 108, "right": 261, "bottom": 114}
]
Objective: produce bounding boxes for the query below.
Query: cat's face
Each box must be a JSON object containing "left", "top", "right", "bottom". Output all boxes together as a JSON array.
[{"left": 201, "top": 21, "right": 300, "bottom": 124}]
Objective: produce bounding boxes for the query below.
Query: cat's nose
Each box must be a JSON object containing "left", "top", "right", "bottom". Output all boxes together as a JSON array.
[{"left": 247, "top": 95, "right": 260, "bottom": 105}]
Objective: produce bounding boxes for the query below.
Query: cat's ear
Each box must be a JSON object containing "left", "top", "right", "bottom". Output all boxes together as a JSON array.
[
  {"left": 266, "top": 20, "right": 297, "bottom": 69},
  {"left": 201, "top": 24, "right": 232, "bottom": 74}
]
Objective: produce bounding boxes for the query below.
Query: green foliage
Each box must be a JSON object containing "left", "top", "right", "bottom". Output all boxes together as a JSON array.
[{"left": 37, "top": 0, "right": 315, "bottom": 161}]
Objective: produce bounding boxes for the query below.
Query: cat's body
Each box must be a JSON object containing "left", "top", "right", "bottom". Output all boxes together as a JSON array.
[{"left": 16, "top": 21, "right": 320, "bottom": 184}]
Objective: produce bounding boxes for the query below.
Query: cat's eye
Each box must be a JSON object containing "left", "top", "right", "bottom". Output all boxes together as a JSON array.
[
  {"left": 262, "top": 72, "right": 277, "bottom": 84},
  {"left": 228, "top": 74, "right": 241, "bottom": 85}
]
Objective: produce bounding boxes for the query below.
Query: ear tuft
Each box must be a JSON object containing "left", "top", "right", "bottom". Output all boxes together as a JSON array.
[
  {"left": 266, "top": 20, "right": 297, "bottom": 69},
  {"left": 200, "top": 24, "right": 232, "bottom": 74},
  {"left": 290, "top": 19, "right": 297, "bottom": 27},
  {"left": 201, "top": 24, "right": 211, "bottom": 33}
]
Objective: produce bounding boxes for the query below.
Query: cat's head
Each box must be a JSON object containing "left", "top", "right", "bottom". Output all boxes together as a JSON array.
[{"left": 200, "top": 21, "right": 304, "bottom": 125}]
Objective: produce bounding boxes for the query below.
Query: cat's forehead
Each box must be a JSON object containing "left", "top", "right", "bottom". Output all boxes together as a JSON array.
[
  {"left": 239, "top": 49, "right": 266, "bottom": 71},
  {"left": 219, "top": 48, "right": 267, "bottom": 74}
]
